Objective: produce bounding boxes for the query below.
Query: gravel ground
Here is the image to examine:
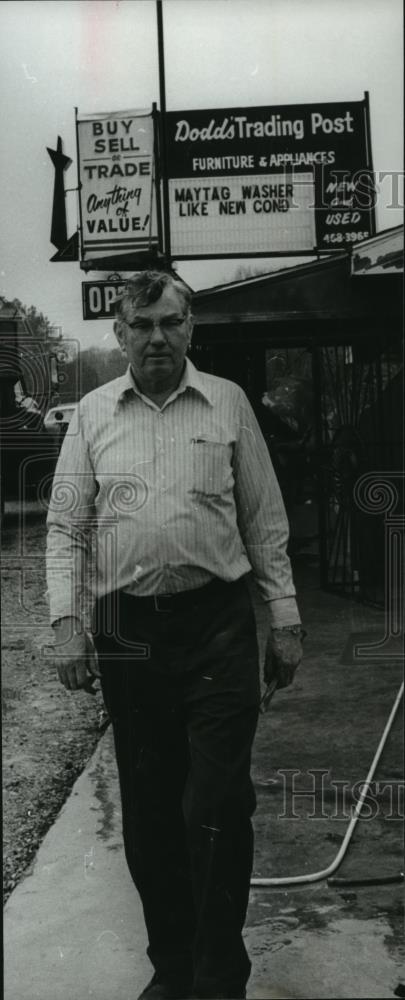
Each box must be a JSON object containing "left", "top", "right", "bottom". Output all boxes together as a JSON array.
[{"left": 2, "top": 503, "right": 107, "bottom": 902}]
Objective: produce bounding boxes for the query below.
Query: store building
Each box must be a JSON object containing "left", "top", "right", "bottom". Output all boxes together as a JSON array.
[{"left": 190, "top": 226, "right": 403, "bottom": 607}]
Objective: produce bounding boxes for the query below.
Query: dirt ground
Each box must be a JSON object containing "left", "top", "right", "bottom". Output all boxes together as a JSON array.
[{"left": 1, "top": 502, "right": 107, "bottom": 902}]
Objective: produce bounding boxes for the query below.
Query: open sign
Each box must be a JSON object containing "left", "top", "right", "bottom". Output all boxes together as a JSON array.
[{"left": 82, "top": 281, "right": 126, "bottom": 320}]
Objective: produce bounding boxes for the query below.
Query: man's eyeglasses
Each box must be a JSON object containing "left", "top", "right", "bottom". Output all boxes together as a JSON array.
[{"left": 127, "top": 315, "right": 188, "bottom": 336}]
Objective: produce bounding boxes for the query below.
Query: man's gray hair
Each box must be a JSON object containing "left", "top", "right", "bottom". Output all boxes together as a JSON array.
[{"left": 115, "top": 271, "right": 192, "bottom": 325}]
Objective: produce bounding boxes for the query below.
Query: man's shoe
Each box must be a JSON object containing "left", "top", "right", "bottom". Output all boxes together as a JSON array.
[{"left": 138, "top": 971, "right": 192, "bottom": 999}]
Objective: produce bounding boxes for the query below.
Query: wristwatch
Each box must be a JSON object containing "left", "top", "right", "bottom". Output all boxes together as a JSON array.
[{"left": 271, "top": 624, "right": 307, "bottom": 639}]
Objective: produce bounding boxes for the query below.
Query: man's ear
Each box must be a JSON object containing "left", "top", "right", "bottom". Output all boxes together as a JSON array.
[
  {"left": 114, "top": 320, "right": 127, "bottom": 354},
  {"left": 187, "top": 313, "right": 194, "bottom": 346}
]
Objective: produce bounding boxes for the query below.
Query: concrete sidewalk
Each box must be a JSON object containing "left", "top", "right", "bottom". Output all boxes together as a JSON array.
[
  {"left": 4, "top": 566, "right": 405, "bottom": 999},
  {"left": 4, "top": 726, "right": 404, "bottom": 1000},
  {"left": 4, "top": 731, "right": 150, "bottom": 1000}
]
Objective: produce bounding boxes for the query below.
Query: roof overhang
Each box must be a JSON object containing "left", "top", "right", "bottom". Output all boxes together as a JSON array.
[
  {"left": 351, "top": 225, "right": 403, "bottom": 275},
  {"left": 192, "top": 227, "right": 403, "bottom": 329}
]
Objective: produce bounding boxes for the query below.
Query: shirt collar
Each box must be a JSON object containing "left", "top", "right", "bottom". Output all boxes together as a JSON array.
[{"left": 113, "top": 358, "right": 214, "bottom": 413}]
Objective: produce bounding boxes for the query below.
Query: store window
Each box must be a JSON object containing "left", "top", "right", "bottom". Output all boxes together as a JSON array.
[{"left": 261, "top": 348, "right": 318, "bottom": 549}]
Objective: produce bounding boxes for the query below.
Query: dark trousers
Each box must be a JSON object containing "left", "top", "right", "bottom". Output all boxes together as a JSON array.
[{"left": 92, "top": 577, "right": 260, "bottom": 999}]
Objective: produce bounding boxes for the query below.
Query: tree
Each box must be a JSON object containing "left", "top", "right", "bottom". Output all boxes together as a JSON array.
[
  {"left": 231, "top": 264, "right": 271, "bottom": 282},
  {"left": 5, "top": 299, "right": 64, "bottom": 409},
  {"left": 11, "top": 299, "right": 55, "bottom": 342},
  {"left": 58, "top": 346, "right": 126, "bottom": 402}
]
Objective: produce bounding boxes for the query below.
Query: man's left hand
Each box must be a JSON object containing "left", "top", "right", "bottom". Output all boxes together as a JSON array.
[{"left": 264, "top": 627, "right": 304, "bottom": 691}]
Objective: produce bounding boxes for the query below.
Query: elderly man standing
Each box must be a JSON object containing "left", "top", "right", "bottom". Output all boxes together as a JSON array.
[{"left": 46, "top": 271, "right": 303, "bottom": 1000}]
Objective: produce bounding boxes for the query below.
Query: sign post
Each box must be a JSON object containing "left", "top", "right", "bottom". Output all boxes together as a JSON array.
[
  {"left": 47, "top": 89, "right": 376, "bottom": 314},
  {"left": 156, "top": 0, "right": 172, "bottom": 265}
]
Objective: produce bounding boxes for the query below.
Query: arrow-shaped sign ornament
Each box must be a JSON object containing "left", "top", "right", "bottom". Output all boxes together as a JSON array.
[{"left": 47, "top": 136, "right": 72, "bottom": 250}]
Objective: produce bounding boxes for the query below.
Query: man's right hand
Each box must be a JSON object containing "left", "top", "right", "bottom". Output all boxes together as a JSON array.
[{"left": 52, "top": 618, "right": 100, "bottom": 692}]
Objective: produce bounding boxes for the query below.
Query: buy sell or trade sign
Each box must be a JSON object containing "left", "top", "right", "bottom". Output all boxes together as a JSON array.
[{"left": 77, "top": 110, "right": 158, "bottom": 255}]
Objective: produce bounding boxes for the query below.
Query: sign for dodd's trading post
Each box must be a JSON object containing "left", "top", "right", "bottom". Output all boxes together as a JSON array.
[
  {"left": 77, "top": 109, "right": 158, "bottom": 255},
  {"left": 166, "top": 99, "right": 375, "bottom": 256}
]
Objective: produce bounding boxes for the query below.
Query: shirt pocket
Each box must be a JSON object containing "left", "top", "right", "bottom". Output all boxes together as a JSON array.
[{"left": 190, "top": 438, "right": 231, "bottom": 498}]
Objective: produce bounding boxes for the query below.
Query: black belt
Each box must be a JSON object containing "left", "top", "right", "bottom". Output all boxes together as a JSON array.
[{"left": 120, "top": 576, "right": 246, "bottom": 613}]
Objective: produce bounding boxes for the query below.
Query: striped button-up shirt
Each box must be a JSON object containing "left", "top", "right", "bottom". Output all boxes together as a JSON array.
[{"left": 46, "top": 359, "right": 299, "bottom": 627}]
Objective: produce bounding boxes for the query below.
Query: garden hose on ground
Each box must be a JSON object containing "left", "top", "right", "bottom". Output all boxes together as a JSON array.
[{"left": 251, "top": 681, "right": 404, "bottom": 888}]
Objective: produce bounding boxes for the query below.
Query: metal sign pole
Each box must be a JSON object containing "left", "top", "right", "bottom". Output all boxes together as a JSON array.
[
  {"left": 152, "top": 101, "right": 164, "bottom": 256},
  {"left": 74, "top": 107, "right": 84, "bottom": 260},
  {"left": 156, "top": 0, "right": 172, "bottom": 267},
  {"left": 363, "top": 90, "right": 376, "bottom": 238}
]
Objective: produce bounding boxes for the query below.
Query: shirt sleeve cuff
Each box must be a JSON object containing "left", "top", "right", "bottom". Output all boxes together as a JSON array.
[{"left": 265, "top": 596, "right": 301, "bottom": 628}]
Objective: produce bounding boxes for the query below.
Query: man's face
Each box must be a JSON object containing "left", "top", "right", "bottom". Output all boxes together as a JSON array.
[{"left": 114, "top": 285, "right": 193, "bottom": 389}]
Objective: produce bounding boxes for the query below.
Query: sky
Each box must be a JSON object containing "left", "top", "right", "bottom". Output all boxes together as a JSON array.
[{"left": 0, "top": 0, "right": 403, "bottom": 350}]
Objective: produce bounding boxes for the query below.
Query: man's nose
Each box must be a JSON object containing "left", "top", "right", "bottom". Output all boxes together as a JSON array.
[{"left": 149, "top": 323, "right": 167, "bottom": 344}]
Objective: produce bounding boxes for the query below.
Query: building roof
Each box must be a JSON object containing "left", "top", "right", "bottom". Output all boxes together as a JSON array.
[
  {"left": 351, "top": 225, "right": 403, "bottom": 275},
  {"left": 192, "top": 226, "right": 403, "bottom": 332}
]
